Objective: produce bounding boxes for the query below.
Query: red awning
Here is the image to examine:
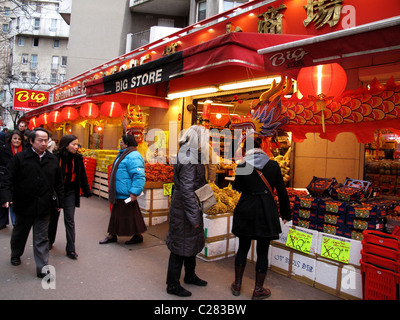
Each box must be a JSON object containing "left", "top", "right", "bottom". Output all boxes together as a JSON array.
[
  {"left": 24, "top": 95, "right": 97, "bottom": 118},
  {"left": 85, "top": 32, "right": 311, "bottom": 96},
  {"left": 259, "top": 17, "right": 400, "bottom": 78}
]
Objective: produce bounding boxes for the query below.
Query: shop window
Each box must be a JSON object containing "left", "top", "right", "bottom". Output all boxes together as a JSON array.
[{"left": 365, "top": 129, "right": 400, "bottom": 197}]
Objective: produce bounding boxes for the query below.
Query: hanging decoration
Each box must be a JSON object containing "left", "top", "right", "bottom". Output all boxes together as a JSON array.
[
  {"left": 209, "top": 105, "right": 230, "bottom": 127},
  {"left": 281, "top": 76, "right": 400, "bottom": 143},
  {"left": 28, "top": 117, "right": 41, "bottom": 130},
  {"left": 61, "top": 107, "right": 79, "bottom": 121},
  {"left": 296, "top": 63, "right": 347, "bottom": 132},
  {"left": 39, "top": 113, "right": 49, "bottom": 126},
  {"left": 80, "top": 103, "right": 100, "bottom": 119},
  {"left": 100, "top": 101, "right": 123, "bottom": 118},
  {"left": 49, "top": 110, "right": 63, "bottom": 124}
]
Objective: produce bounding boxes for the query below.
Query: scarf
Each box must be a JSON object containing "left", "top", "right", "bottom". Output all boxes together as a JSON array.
[
  {"left": 11, "top": 145, "right": 23, "bottom": 156},
  {"left": 108, "top": 146, "right": 137, "bottom": 204}
]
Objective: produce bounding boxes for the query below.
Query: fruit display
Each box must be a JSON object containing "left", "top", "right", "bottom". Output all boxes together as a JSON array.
[
  {"left": 206, "top": 183, "right": 241, "bottom": 215},
  {"left": 144, "top": 163, "right": 173, "bottom": 182},
  {"left": 274, "top": 153, "right": 290, "bottom": 183}
]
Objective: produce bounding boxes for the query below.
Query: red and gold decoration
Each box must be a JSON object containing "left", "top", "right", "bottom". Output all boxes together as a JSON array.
[
  {"left": 282, "top": 76, "right": 400, "bottom": 143},
  {"left": 209, "top": 105, "right": 230, "bottom": 127},
  {"left": 80, "top": 103, "right": 100, "bottom": 119},
  {"left": 61, "top": 106, "right": 79, "bottom": 121},
  {"left": 100, "top": 101, "right": 123, "bottom": 118}
]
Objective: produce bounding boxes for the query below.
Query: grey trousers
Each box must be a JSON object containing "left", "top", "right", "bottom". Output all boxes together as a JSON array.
[{"left": 11, "top": 214, "right": 50, "bottom": 274}]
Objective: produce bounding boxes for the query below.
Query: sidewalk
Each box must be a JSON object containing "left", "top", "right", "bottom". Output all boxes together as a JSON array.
[{"left": 0, "top": 196, "right": 340, "bottom": 300}]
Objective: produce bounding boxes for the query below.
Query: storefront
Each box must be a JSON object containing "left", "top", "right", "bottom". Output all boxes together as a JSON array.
[{"left": 21, "top": 0, "right": 400, "bottom": 299}]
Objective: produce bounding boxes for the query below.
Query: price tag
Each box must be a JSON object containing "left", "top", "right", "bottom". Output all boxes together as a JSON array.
[
  {"left": 163, "top": 183, "right": 174, "bottom": 196},
  {"left": 320, "top": 236, "right": 351, "bottom": 264},
  {"left": 286, "top": 228, "right": 313, "bottom": 254}
]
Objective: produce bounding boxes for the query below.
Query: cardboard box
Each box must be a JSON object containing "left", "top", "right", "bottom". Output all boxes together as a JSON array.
[
  {"left": 269, "top": 242, "right": 317, "bottom": 287},
  {"left": 137, "top": 188, "right": 169, "bottom": 210},
  {"left": 314, "top": 257, "right": 362, "bottom": 300},
  {"left": 203, "top": 213, "right": 233, "bottom": 239},
  {"left": 198, "top": 236, "right": 236, "bottom": 262},
  {"left": 316, "top": 232, "right": 362, "bottom": 266}
]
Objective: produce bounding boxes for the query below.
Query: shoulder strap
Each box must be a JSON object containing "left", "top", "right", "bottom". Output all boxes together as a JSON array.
[{"left": 255, "top": 169, "right": 273, "bottom": 195}]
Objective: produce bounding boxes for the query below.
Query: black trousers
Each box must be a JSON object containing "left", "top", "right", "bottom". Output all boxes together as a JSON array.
[
  {"left": 166, "top": 252, "right": 196, "bottom": 286},
  {"left": 11, "top": 214, "right": 50, "bottom": 274},
  {"left": 235, "top": 236, "right": 271, "bottom": 274},
  {"left": 48, "top": 192, "right": 76, "bottom": 252}
]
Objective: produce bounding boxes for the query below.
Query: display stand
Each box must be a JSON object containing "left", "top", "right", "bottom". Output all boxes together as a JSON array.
[{"left": 138, "top": 182, "right": 170, "bottom": 226}]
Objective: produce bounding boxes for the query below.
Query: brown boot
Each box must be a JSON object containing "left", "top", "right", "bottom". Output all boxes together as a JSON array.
[
  {"left": 231, "top": 265, "right": 245, "bottom": 296},
  {"left": 252, "top": 272, "right": 271, "bottom": 300}
]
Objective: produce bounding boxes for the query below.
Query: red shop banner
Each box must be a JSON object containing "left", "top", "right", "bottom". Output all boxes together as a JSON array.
[{"left": 13, "top": 88, "right": 49, "bottom": 111}]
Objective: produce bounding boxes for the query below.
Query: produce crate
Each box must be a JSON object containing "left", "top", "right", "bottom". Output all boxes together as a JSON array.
[
  {"left": 347, "top": 203, "right": 385, "bottom": 219},
  {"left": 324, "top": 200, "right": 348, "bottom": 214},
  {"left": 346, "top": 217, "right": 385, "bottom": 232},
  {"left": 293, "top": 216, "right": 317, "bottom": 230},
  {"left": 361, "top": 250, "right": 400, "bottom": 273},
  {"left": 292, "top": 206, "right": 318, "bottom": 221},
  {"left": 294, "top": 195, "right": 320, "bottom": 210},
  {"left": 198, "top": 235, "right": 236, "bottom": 262},
  {"left": 307, "top": 177, "right": 337, "bottom": 197},
  {"left": 332, "top": 178, "right": 372, "bottom": 202},
  {"left": 361, "top": 261, "right": 400, "bottom": 300},
  {"left": 317, "top": 223, "right": 347, "bottom": 236}
]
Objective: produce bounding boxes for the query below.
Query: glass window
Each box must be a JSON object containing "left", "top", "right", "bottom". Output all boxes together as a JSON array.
[
  {"left": 33, "top": 38, "right": 39, "bottom": 47},
  {"left": 197, "top": 1, "right": 206, "bottom": 22},
  {"left": 30, "top": 72, "right": 36, "bottom": 82},
  {"left": 2, "top": 24, "right": 9, "bottom": 33},
  {"left": 61, "top": 56, "right": 67, "bottom": 67},
  {"left": 4, "top": 7, "right": 10, "bottom": 16},
  {"left": 223, "top": 0, "right": 248, "bottom": 11},
  {"left": 18, "top": 37, "right": 25, "bottom": 46},
  {"left": 31, "top": 54, "right": 38, "bottom": 69},
  {"left": 52, "top": 56, "right": 59, "bottom": 70},
  {"left": 50, "top": 19, "right": 57, "bottom": 31},
  {"left": 20, "top": 72, "right": 27, "bottom": 82},
  {"left": 34, "top": 18, "right": 40, "bottom": 30},
  {"left": 51, "top": 73, "right": 57, "bottom": 84},
  {"left": 54, "top": 39, "right": 60, "bottom": 48},
  {"left": 21, "top": 54, "right": 29, "bottom": 64}
]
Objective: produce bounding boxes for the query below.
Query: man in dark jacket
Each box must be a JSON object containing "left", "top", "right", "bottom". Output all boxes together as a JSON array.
[{"left": 1, "top": 128, "right": 63, "bottom": 278}]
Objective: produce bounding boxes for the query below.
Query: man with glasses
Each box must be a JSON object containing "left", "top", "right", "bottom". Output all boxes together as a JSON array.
[{"left": 1, "top": 128, "right": 63, "bottom": 278}]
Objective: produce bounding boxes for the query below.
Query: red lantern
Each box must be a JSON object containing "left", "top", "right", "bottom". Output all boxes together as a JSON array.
[
  {"left": 29, "top": 117, "right": 40, "bottom": 130},
  {"left": 49, "top": 110, "right": 63, "bottom": 123},
  {"left": 39, "top": 113, "right": 49, "bottom": 126},
  {"left": 61, "top": 107, "right": 79, "bottom": 121},
  {"left": 202, "top": 102, "right": 211, "bottom": 120},
  {"left": 80, "top": 103, "right": 99, "bottom": 119},
  {"left": 209, "top": 105, "right": 230, "bottom": 127},
  {"left": 297, "top": 63, "right": 347, "bottom": 99},
  {"left": 100, "top": 101, "right": 122, "bottom": 118}
]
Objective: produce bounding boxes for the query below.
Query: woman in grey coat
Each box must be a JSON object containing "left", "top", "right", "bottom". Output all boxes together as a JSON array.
[{"left": 166, "top": 125, "right": 208, "bottom": 297}]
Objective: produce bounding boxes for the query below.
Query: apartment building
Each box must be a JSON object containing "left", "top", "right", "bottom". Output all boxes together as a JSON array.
[{"left": 0, "top": 0, "right": 69, "bottom": 128}]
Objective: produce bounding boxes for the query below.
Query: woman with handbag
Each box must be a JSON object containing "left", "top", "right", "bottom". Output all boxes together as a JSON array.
[
  {"left": 48, "top": 134, "right": 92, "bottom": 259},
  {"left": 231, "top": 136, "right": 291, "bottom": 300},
  {"left": 99, "top": 134, "right": 146, "bottom": 245},
  {"left": 166, "top": 125, "right": 209, "bottom": 297}
]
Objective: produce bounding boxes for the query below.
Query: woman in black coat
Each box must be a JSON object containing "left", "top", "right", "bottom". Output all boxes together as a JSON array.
[
  {"left": 231, "top": 136, "right": 291, "bottom": 300},
  {"left": 48, "top": 134, "right": 91, "bottom": 259},
  {"left": 166, "top": 125, "right": 209, "bottom": 297},
  {"left": 0, "top": 130, "right": 25, "bottom": 227}
]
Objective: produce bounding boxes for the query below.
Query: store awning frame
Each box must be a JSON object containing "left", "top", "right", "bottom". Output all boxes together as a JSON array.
[{"left": 258, "top": 16, "right": 400, "bottom": 77}]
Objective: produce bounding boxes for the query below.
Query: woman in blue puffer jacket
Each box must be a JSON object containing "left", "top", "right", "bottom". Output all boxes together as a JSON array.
[{"left": 99, "top": 134, "right": 146, "bottom": 245}]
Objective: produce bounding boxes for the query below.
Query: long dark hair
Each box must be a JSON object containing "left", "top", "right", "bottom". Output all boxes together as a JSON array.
[
  {"left": 58, "top": 134, "right": 78, "bottom": 157},
  {"left": 7, "top": 130, "right": 24, "bottom": 145}
]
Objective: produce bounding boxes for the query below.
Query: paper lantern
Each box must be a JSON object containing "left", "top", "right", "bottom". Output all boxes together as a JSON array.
[
  {"left": 297, "top": 63, "right": 347, "bottom": 99},
  {"left": 209, "top": 105, "right": 230, "bottom": 127},
  {"left": 202, "top": 102, "right": 211, "bottom": 120},
  {"left": 80, "top": 103, "right": 99, "bottom": 119},
  {"left": 49, "top": 110, "right": 63, "bottom": 123},
  {"left": 61, "top": 107, "right": 79, "bottom": 121},
  {"left": 39, "top": 113, "right": 49, "bottom": 126},
  {"left": 100, "top": 101, "right": 122, "bottom": 118},
  {"left": 28, "top": 117, "right": 41, "bottom": 130}
]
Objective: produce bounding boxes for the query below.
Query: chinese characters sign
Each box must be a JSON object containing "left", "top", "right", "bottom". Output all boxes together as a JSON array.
[
  {"left": 303, "top": 0, "right": 343, "bottom": 29},
  {"left": 13, "top": 88, "right": 49, "bottom": 111}
]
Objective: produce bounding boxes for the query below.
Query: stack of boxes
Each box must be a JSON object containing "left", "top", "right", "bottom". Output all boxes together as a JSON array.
[{"left": 292, "top": 177, "right": 396, "bottom": 240}]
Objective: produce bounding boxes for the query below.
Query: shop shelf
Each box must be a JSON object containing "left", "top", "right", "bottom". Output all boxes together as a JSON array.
[{"left": 361, "top": 261, "right": 400, "bottom": 300}]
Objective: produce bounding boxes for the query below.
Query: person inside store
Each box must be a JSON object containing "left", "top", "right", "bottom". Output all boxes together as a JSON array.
[
  {"left": 0, "top": 130, "right": 25, "bottom": 228},
  {"left": 48, "top": 134, "right": 92, "bottom": 259},
  {"left": 99, "top": 134, "right": 146, "bottom": 245},
  {"left": 231, "top": 134, "right": 291, "bottom": 300},
  {"left": 165, "top": 125, "right": 208, "bottom": 297},
  {"left": 0, "top": 128, "right": 63, "bottom": 278}
]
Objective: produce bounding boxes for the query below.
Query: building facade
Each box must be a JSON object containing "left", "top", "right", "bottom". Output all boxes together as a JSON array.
[{"left": 0, "top": 0, "right": 69, "bottom": 128}]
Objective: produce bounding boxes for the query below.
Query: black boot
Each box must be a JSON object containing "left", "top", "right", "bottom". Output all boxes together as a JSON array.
[
  {"left": 252, "top": 272, "right": 271, "bottom": 300},
  {"left": 231, "top": 265, "right": 245, "bottom": 296},
  {"left": 166, "top": 285, "right": 192, "bottom": 297}
]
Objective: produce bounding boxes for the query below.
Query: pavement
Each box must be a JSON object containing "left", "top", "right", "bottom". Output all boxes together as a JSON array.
[{"left": 0, "top": 196, "right": 341, "bottom": 301}]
